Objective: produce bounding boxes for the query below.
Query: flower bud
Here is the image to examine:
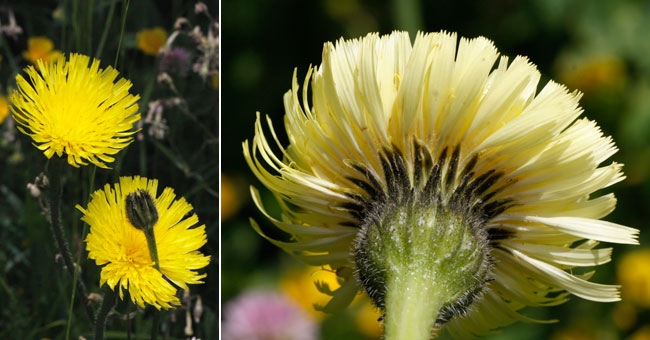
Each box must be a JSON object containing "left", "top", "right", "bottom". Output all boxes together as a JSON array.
[{"left": 125, "top": 190, "right": 158, "bottom": 231}]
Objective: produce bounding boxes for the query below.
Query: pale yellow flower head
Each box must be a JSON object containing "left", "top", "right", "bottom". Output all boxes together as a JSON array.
[
  {"left": 244, "top": 31, "right": 638, "bottom": 338},
  {"left": 137, "top": 27, "right": 168, "bottom": 55},
  {"left": 22, "top": 36, "right": 62, "bottom": 64},
  {"left": 77, "top": 176, "right": 211, "bottom": 309},
  {"left": 11, "top": 53, "right": 140, "bottom": 168}
]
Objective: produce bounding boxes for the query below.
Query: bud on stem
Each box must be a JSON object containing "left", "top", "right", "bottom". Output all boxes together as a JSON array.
[
  {"left": 126, "top": 190, "right": 161, "bottom": 270},
  {"left": 354, "top": 201, "right": 491, "bottom": 340}
]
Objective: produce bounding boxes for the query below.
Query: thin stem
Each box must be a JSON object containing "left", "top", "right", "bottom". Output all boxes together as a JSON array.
[
  {"left": 143, "top": 229, "right": 160, "bottom": 271},
  {"left": 143, "top": 227, "right": 161, "bottom": 340},
  {"left": 85, "top": 0, "right": 95, "bottom": 55},
  {"left": 47, "top": 157, "right": 96, "bottom": 324},
  {"left": 95, "top": 0, "right": 117, "bottom": 58},
  {"left": 72, "top": 0, "right": 81, "bottom": 52},
  {"left": 0, "top": 33, "right": 19, "bottom": 75},
  {"left": 94, "top": 285, "right": 118, "bottom": 340},
  {"left": 114, "top": 0, "right": 130, "bottom": 67},
  {"left": 151, "top": 312, "right": 161, "bottom": 340}
]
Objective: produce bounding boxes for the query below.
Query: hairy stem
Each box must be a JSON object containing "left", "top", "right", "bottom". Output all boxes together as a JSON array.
[
  {"left": 384, "top": 273, "right": 443, "bottom": 340},
  {"left": 47, "top": 157, "right": 96, "bottom": 324},
  {"left": 94, "top": 284, "right": 117, "bottom": 340}
]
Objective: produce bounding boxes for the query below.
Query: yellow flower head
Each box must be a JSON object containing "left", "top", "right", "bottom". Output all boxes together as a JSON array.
[
  {"left": 77, "top": 176, "right": 210, "bottom": 309},
  {"left": 244, "top": 31, "right": 638, "bottom": 338},
  {"left": 10, "top": 54, "right": 140, "bottom": 168},
  {"left": 0, "top": 95, "right": 9, "bottom": 124},
  {"left": 560, "top": 56, "right": 626, "bottom": 94},
  {"left": 354, "top": 296, "right": 383, "bottom": 339},
  {"left": 618, "top": 249, "right": 650, "bottom": 307},
  {"left": 22, "top": 36, "right": 62, "bottom": 64},
  {"left": 279, "top": 265, "right": 341, "bottom": 319},
  {"left": 136, "top": 27, "right": 168, "bottom": 56}
]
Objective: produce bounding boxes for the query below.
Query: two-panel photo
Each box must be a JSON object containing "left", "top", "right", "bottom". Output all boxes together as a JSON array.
[{"left": 1, "top": 1, "right": 649, "bottom": 339}]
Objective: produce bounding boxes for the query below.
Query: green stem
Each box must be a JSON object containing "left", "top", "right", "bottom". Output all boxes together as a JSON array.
[
  {"left": 94, "top": 285, "right": 117, "bottom": 340},
  {"left": 143, "top": 229, "right": 160, "bottom": 271},
  {"left": 114, "top": 0, "right": 130, "bottom": 67},
  {"left": 143, "top": 228, "right": 161, "bottom": 340},
  {"left": 384, "top": 273, "right": 443, "bottom": 340},
  {"left": 0, "top": 32, "right": 19, "bottom": 75},
  {"left": 151, "top": 312, "right": 161, "bottom": 340},
  {"left": 95, "top": 0, "right": 117, "bottom": 58},
  {"left": 47, "top": 157, "right": 96, "bottom": 324}
]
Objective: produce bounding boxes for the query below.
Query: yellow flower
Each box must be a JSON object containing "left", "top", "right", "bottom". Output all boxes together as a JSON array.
[
  {"left": 560, "top": 56, "right": 626, "bottom": 94},
  {"left": 550, "top": 325, "right": 596, "bottom": 340},
  {"left": 630, "top": 326, "right": 650, "bottom": 340},
  {"left": 244, "top": 31, "right": 638, "bottom": 338},
  {"left": 0, "top": 95, "right": 9, "bottom": 124},
  {"left": 10, "top": 54, "right": 140, "bottom": 168},
  {"left": 279, "top": 265, "right": 342, "bottom": 319},
  {"left": 354, "top": 296, "right": 383, "bottom": 339},
  {"left": 77, "top": 176, "right": 210, "bottom": 309},
  {"left": 220, "top": 173, "right": 243, "bottom": 221},
  {"left": 618, "top": 249, "right": 650, "bottom": 307},
  {"left": 211, "top": 73, "right": 219, "bottom": 90},
  {"left": 612, "top": 302, "right": 637, "bottom": 330},
  {"left": 136, "top": 27, "right": 168, "bottom": 56},
  {"left": 22, "top": 37, "right": 62, "bottom": 64}
]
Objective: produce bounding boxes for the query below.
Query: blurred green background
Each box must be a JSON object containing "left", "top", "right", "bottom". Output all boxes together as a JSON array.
[
  {"left": 0, "top": 0, "right": 218, "bottom": 339},
  {"left": 222, "top": 0, "right": 650, "bottom": 339}
]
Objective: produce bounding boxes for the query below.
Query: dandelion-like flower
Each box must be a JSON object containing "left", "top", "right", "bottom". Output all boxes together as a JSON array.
[
  {"left": 136, "top": 27, "right": 168, "bottom": 56},
  {"left": 244, "top": 31, "right": 639, "bottom": 339},
  {"left": 10, "top": 54, "right": 140, "bottom": 168},
  {"left": 77, "top": 176, "right": 210, "bottom": 309}
]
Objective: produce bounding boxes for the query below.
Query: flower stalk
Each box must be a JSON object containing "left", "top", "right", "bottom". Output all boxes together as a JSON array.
[
  {"left": 125, "top": 189, "right": 163, "bottom": 339},
  {"left": 46, "top": 156, "right": 96, "bottom": 324},
  {"left": 355, "top": 201, "right": 491, "bottom": 340},
  {"left": 94, "top": 284, "right": 118, "bottom": 340},
  {"left": 384, "top": 273, "right": 444, "bottom": 340}
]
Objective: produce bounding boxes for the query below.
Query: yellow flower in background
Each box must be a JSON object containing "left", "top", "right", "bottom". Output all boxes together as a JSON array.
[
  {"left": 560, "top": 56, "right": 626, "bottom": 94},
  {"left": 0, "top": 95, "right": 9, "bottom": 124},
  {"left": 77, "top": 176, "right": 210, "bottom": 309},
  {"left": 211, "top": 73, "right": 219, "bottom": 90},
  {"left": 550, "top": 325, "right": 596, "bottom": 340},
  {"left": 137, "top": 27, "right": 168, "bottom": 55},
  {"left": 221, "top": 173, "right": 243, "bottom": 221},
  {"left": 354, "top": 296, "right": 383, "bottom": 339},
  {"left": 244, "top": 31, "right": 638, "bottom": 338},
  {"left": 630, "top": 326, "right": 650, "bottom": 340},
  {"left": 612, "top": 302, "right": 637, "bottom": 331},
  {"left": 22, "top": 36, "right": 62, "bottom": 64},
  {"left": 279, "top": 265, "right": 342, "bottom": 319},
  {"left": 11, "top": 54, "right": 140, "bottom": 168},
  {"left": 618, "top": 249, "right": 650, "bottom": 307}
]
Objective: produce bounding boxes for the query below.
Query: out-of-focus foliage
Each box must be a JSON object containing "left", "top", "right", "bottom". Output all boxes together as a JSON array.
[
  {"left": 0, "top": 0, "right": 218, "bottom": 339},
  {"left": 222, "top": 0, "right": 650, "bottom": 339}
]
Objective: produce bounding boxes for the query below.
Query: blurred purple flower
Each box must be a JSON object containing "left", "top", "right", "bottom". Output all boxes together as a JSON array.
[
  {"left": 159, "top": 47, "right": 191, "bottom": 77},
  {"left": 222, "top": 291, "right": 319, "bottom": 340}
]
